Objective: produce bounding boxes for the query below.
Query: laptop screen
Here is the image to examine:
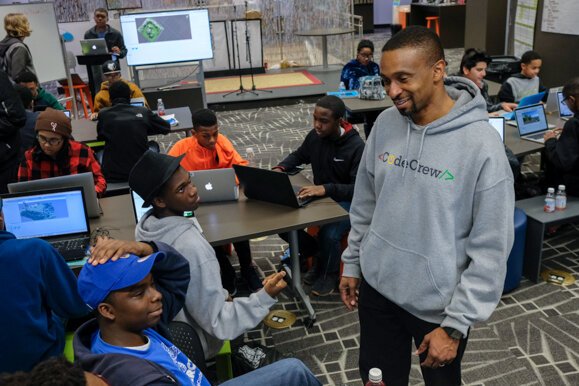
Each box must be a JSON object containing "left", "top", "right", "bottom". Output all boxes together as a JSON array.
[
  {"left": 131, "top": 101, "right": 145, "bottom": 107},
  {"left": 2, "top": 189, "right": 88, "bottom": 239},
  {"left": 130, "top": 190, "right": 150, "bottom": 223},
  {"left": 488, "top": 117, "right": 505, "bottom": 142},
  {"left": 557, "top": 91, "right": 573, "bottom": 118},
  {"left": 515, "top": 104, "right": 548, "bottom": 136}
]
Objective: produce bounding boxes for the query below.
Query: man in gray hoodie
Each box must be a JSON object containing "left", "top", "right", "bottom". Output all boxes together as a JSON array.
[
  {"left": 339, "top": 26, "right": 515, "bottom": 385},
  {"left": 130, "top": 151, "right": 287, "bottom": 359}
]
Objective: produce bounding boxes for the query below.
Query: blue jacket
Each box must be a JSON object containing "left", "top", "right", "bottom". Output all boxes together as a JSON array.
[
  {"left": 340, "top": 59, "right": 380, "bottom": 90},
  {"left": 0, "top": 232, "right": 88, "bottom": 372},
  {"left": 74, "top": 242, "right": 191, "bottom": 386}
]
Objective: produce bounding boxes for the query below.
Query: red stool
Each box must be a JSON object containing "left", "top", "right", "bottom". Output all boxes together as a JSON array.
[
  {"left": 399, "top": 11, "right": 407, "bottom": 29},
  {"left": 63, "top": 83, "right": 93, "bottom": 119},
  {"left": 425, "top": 16, "right": 440, "bottom": 36}
]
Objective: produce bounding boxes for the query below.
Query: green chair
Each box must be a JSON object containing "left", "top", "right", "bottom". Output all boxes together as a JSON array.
[
  {"left": 216, "top": 340, "right": 233, "bottom": 382},
  {"left": 64, "top": 332, "right": 74, "bottom": 362}
]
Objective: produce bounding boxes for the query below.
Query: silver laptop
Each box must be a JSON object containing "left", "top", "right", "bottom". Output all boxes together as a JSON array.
[
  {"left": 80, "top": 39, "right": 108, "bottom": 55},
  {"left": 8, "top": 173, "right": 101, "bottom": 218},
  {"left": 488, "top": 117, "right": 505, "bottom": 143},
  {"left": 515, "top": 103, "right": 550, "bottom": 144},
  {"left": 1, "top": 187, "right": 91, "bottom": 261},
  {"left": 189, "top": 168, "right": 239, "bottom": 203},
  {"left": 557, "top": 91, "right": 573, "bottom": 121}
]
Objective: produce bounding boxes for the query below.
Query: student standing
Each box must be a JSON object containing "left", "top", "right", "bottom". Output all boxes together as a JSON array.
[{"left": 0, "top": 13, "right": 36, "bottom": 81}]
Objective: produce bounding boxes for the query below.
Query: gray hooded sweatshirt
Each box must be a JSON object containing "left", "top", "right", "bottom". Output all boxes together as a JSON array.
[
  {"left": 342, "top": 76, "right": 515, "bottom": 336},
  {"left": 135, "top": 210, "right": 276, "bottom": 359}
]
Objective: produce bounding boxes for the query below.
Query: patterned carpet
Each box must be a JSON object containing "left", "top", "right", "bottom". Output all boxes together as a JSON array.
[{"left": 152, "top": 101, "right": 579, "bottom": 386}]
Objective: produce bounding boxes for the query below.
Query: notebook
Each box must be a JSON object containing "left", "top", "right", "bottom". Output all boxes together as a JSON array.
[
  {"left": 557, "top": 91, "right": 573, "bottom": 120},
  {"left": 502, "top": 91, "right": 547, "bottom": 120},
  {"left": 1, "top": 187, "right": 91, "bottom": 261},
  {"left": 8, "top": 173, "right": 101, "bottom": 218},
  {"left": 80, "top": 39, "right": 109, "bottom": 55},
  {"left": 232, "top": 165, "right": 313, "bottom": 209},
  {"left": 488, "top": 117, "right": 505, "bottom": 143},
  {"left": 189, "top": 168, "right": 239, "bottom": 203},
  {"left": 515, "top": 103, "right": 550, "bottom": 144}
]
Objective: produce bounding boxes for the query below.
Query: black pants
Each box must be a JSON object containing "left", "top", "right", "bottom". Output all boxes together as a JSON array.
[
  {"left": 0, "top": 159, "right": 19, "bottom": 194},
  {"left": 358, "top": 279, "right": 468, "bottom": 386},
  {"left": 214, "top": 240, "right": 252, "bottom": 290}
]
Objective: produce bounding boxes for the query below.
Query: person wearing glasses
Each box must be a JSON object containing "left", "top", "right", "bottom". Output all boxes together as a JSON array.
[{"left": 17, "top": 108, "right": 107, "bottom": 196}]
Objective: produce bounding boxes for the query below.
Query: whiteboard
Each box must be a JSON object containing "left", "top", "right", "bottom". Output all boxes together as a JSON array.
[
  {"left": 0, "top": 2, "right": 66, "bottom": 82},
  {"left": 541, "top": 0, "right": 579, "bottom": 36}
]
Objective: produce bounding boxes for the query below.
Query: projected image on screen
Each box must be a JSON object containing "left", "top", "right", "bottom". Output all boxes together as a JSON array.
[
  {"left": 18, "top": 199, "right": 69, "bottom": 222},
  {"left": 136, "top": 15, "right": 192, "bottom": 43}
]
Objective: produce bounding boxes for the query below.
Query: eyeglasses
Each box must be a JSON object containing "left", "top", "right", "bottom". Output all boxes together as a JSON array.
[
  {"left": 358, "top": 53, "right": 373, "bottom": 59},
  {"left": 37, "top": 134, "right": 63, "bottom": 146}
]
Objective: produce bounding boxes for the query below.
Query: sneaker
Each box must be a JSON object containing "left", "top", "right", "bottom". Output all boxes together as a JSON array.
[
  {"left": 311, "top": 275, "right": 338, "bottom": 297},
  {"left": 241, "top": 265, "right": 263, "bottom": 292},
  {"left": 303, "top": 267, "right": 320, "bottom": 286}
]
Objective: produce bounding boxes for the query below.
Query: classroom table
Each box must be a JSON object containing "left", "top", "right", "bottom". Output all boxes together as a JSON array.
[
  {"left": 295, "top": 28, "right": 355, "bottom": 70},
  {"left": 503, "top": 113, "right": 565, "bottom": 157},
  {"left": 71, "top": 106, "right": 193, "bottom": 143},
  {"left": 343, "top": 97, "right": 393, "bottom": 115},
  {"left": 90, "top": 173, "right": 349, "bottom": 325}
]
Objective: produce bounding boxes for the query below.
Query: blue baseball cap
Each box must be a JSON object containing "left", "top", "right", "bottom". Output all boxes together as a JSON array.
[{"left": 77, "top": 252, "right": 163, "bottom": 310}]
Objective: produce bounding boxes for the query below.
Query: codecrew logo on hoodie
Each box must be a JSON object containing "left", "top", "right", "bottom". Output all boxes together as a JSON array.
[{"left": 378, "top": 151, "right": 455, "bottom": 181}]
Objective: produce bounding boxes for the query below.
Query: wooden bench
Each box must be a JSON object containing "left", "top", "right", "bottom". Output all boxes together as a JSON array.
[{"left": 515, "top": 196, "right": 579, "bottom": 282}]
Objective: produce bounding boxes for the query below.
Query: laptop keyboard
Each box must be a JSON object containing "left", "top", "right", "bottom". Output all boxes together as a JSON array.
[
  {"left": 51, "top": 238, "right": 90, "bottom": 262},
  {"left": 527, "top": 133, "right": 545, "bottom": 141}
]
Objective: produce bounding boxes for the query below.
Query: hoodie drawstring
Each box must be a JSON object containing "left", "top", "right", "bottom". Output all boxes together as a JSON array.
[
  {"left": 415, "top": 126, "right": 429, "bottom": 178},
  {"left": 401, "top": 120, "right": 411, "bottom": 178}
]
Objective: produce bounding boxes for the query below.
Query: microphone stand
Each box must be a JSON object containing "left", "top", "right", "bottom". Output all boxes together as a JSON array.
[{"left": 223, "top": 4, "right": 256, "bottom": 97}]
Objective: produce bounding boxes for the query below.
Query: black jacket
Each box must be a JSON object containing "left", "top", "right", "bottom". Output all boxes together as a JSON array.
[
  {"left": 276, "top": 122, "right": 365, "bottom": 202},
  {"left": 0, "top": 69, "right": 26, "bottom": 167},
  {"left": 84, "top": 25, "right": 127, "bottom": 58},
  {"left": 74, "top": 242, "right": 190, "bottom": 386},
  {"left": 97, "top": 102, "right": 170, "bottom": 182},
  {"left": 544, "top": 113, "right": 579, "bottom": 196}
]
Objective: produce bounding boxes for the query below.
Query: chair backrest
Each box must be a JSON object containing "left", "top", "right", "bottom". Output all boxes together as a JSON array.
[{"left": 168, "top": 321, "right": 207, "bottom": 374}]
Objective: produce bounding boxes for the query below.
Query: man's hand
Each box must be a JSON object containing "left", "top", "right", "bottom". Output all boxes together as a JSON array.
[
  {"left": 110, "top": 46, "right": 121, "bottom": 55},
  {"left": 271, "top": 167, "right": 284, "bottom": 173},
  {"left": 339, "top": 276, "right": 359, "bottom": 310},
  {"left": 262, "top": 271, "right": 287, "bottom": 297},
  {"left": 89, "top": 112, "right": 99, "bottom": 121},
  {"left": 500, "top": 102, "right": 518, "bottom": 112},
  {"left": 88, "top": 237, "right": 154, "bottom": 266},
  {"left": 543, "top": 128, "right": 562, "bottom": 141},
  {"left": 416, "top": 327, "right": 460, "bottom": 369},
  {"left": 298, "top": 185, "right": 325, "bottom": 199}
]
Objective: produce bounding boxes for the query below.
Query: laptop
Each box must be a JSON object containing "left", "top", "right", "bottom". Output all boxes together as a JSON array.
[
  {"left": 557, "top": 91, "right": 573, "bottom": 120},
  {"left": 502, "top": 91, "right": 547, "bottom": 120},
  {"left": 80, "top": 39, "right": 108, "bottom": 55},
  {"left": 130, "top": 189, "right": 195, "bottom": 224},
  {"left": 130, "top": 101, "right": 145, "bottom": 107},
  {"left": 189, "top": 168, "right": 238, "bottom": 203},
  {"left": 1, "top": 187, "right": 91, "bottom": 261},
  {"left": 8, "top": 173, "right": 101, "bottom": 218},
  {"left": 488, "top": 117, "right": 505, "bottom": 143},
  {"left": 515, "top": 103, "right": 551, "bottom": 144},
  {"left": 232, "top": 165, "right": 313, "bottom": 209}
]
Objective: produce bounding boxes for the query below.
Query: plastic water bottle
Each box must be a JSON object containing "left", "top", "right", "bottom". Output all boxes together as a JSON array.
[
  {"left": 338, "top": 81, "right": 346, "bottom": 93},
  {"left": 156, "top": 98, "right": 165, "bottom": 116},
  {"left": 365, "top": 368, "right": 385, "bottom": 386},
  {"left": 555, "top": 185, "right": 567, "bottom": 211},
  {"left": 544, "top": 187, "right": 556, "bottom": 213}
]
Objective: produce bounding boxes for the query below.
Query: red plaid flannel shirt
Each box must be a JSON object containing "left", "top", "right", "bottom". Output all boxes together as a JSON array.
[{"left": 18, "top": 140, "right": 107, "bottom": 196}]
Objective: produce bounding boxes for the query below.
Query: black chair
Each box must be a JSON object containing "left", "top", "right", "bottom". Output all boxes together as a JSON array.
[{"left": 168, "top": 321, "right": 207, "bottom": 375}]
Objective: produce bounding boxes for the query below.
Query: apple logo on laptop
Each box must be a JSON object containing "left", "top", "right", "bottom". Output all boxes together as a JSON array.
[
  {"left": 205, "top": 182, "right": 213, "bottom": 191},
  {"left": 92, "top": 45, "right": 97, "bottom": 50}
]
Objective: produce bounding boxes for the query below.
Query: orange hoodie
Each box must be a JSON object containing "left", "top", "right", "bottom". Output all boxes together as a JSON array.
[{"left": 168, "top": 133, "right": 248, "bottom": 171}]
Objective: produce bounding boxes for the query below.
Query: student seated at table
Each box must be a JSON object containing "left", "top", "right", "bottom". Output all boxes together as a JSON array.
[
  {"left": 459, "top": 49, "right": 518, "bottom": 113},
  {"left": 168, "top": 108, "right": 262, "bottom": 293},
  {"left": 273, "top": 95, "right": 365, "bottom": 296},
  {"left": 0, "top": 197, "right": 89, "bottom": 373},
  {"left": 75, "top": 237, "right": 319, "bottom": 386},
  {"left": 17, "top": 108, "right": 107, "bottom": 196},
  {"left": 97, "top": 81, "right": 170, "bottom": 182},
  {"left": 543, "top": 77, "right": 579, "bottom": 195},
  {"left": 498, "top": 50, "right": 547, "bottom": 104},
  {"left": 91, "top": 60, "right": 147, "bottom": 116},
  {"left": 130, "top": 151, "right": 287, "bottom": 359},
  {"left": 13, "top": 84, "right": 39, "bottom": 159},
  {"left": 14, "top": 71, "right": 64, "bottom": 111}
]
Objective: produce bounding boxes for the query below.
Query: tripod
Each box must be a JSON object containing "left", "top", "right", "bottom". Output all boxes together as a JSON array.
[{"left": 223, "top": 1, "right": 271, "bottom": 97}]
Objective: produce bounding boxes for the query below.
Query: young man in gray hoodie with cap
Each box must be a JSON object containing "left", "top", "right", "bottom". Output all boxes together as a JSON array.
[
  {"left": 339, "top": 26, "right": 515, "bottom": 385},
  {"left": 129, "top": 151, "right": 287, "bottom": 360}
]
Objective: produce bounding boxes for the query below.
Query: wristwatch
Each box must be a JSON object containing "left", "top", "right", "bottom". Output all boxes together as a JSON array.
[{"left": 442, "top": 327, "right": 463, "bottom": 340}]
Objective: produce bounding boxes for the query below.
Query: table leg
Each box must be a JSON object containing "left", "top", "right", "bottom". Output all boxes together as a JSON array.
[
  {"left": 288, "top": 230, "right": 316, "bottom": 323},
  {"left": 523, "top": 218, "right": 545, "bottom": 283},
  {"left": 321, "top": 35, "right": 328, "bottom": 69}
]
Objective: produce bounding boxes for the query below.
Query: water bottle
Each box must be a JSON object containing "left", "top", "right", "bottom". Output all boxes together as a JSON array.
[
  {"left": 544, "top": 187, "right": 555, "bottom": 213},
  {"left": 338, "top": 81, "right": 346, "bottom": 93},
  {"left": 555, "top": 185, "right": 567, "bottom": 211},
  {"left": 156, "top": 98, "right": 165, "bottom": 116},
  {"left": 365, "top": 368, "right": 385, "bottom": 386}
]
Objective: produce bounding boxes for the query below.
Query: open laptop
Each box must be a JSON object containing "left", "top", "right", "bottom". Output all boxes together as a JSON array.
[
  {"left": 557, "top": 91, "right": 573, "bottom": 121},
  {"left": 189, "top": 168, "right": 238, "bottom": 203},
  {"left": 80, "top": 39, "right": 108, "bottom": 55},
  {"left": 233, "top": 165, "right": 313, "bottom": 209},
  {"left": 1, "top": 187, "right": 91, "bottom": 261},
  {"left": 515, "top": 103, "right": 551, "bottom": 144},
  {"left": 502, "top": 91, "right": 547, "bottom": 120},
  {"left": 488, "top": 117, "right": 505, "bottom": 143},
  {"left": 8, "top": 173, "right": 101, "bottom": 218},
  {"left": 130, "top": 189, "right": 195, "bottom": 224}
]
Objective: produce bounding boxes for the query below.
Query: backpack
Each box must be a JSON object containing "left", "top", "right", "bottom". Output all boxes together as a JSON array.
[{"left": 0, "top": 41, "right": 27, "bottom": 78}]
